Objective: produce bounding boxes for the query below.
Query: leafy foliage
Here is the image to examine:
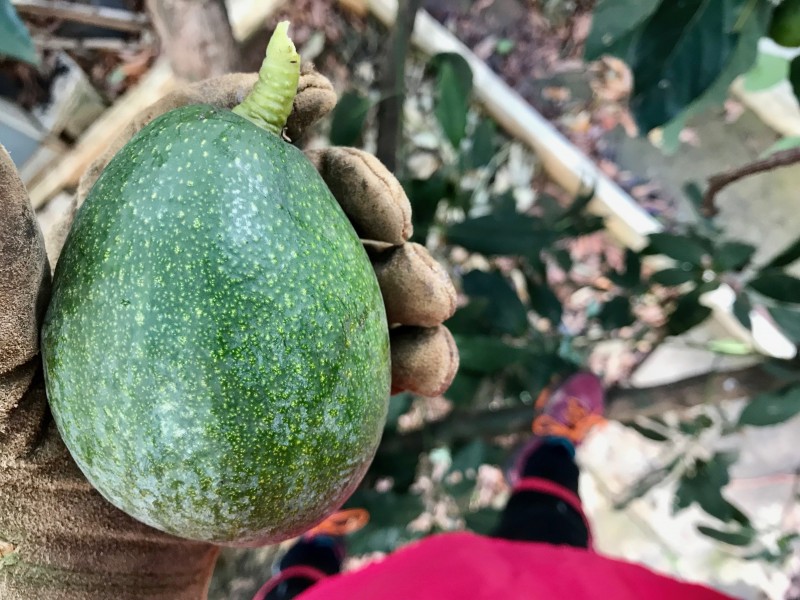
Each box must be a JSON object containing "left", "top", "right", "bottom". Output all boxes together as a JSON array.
[
  {"left": 332, "top": 41, "right": 800, "bottom": 564},
  {"left": 586, "top": 0, "right": 776, "bottom": 136}
]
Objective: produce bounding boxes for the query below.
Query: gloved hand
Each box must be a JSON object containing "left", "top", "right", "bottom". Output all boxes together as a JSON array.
[{"left": 0, "top": 66, "right": 458, "bottom": 600}]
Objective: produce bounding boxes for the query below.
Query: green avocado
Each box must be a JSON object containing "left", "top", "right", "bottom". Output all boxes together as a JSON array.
[{"left": 41, "top": 102, "right": 390, "bottom": 545}]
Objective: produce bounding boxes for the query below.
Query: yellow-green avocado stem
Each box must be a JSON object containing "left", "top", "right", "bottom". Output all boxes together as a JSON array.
[{"left": 232, "top": 21, "right": 300, "bottom": 135}]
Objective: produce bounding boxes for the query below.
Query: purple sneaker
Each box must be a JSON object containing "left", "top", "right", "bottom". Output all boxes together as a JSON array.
[{"left": 506, "top": 372, "right": 606, "bottom": 487}]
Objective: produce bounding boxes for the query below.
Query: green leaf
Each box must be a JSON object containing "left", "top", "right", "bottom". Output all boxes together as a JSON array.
[
  {"left": 329, "top": 91, "right": 372, "bottom": 146},
  {"left": 748, "top": 272, "right": 800, "bottom": 303},
  {"left": 454, "top": 335, "right": 529, "bottom": 374},
  {"left": 761, "top": 136, "right": 800, "bottom": 158},
  {"left": 762, "top": 235, "right": 800, "bottom": 269},
  {"left": 630, "top": 0, "right": 748, "bottom": 132},
  {"left": 650, "top": 267, "right": 697, "bottom": 286},
  {"left": 446, "top": 213, "right": 554, "bottom": 257},
  {"left": 769, "top": 305, "right": 800, "bottom": 342},
  {"left": 770, "top": 0, "right": 800, "bottom": 47},
  {"left": 679, "top": 413, "right": 714, "bottom": 435},
  {"left": 404, "top": 174, "right": 450, "bottom": 242},
  {"left": 608, "top": 249, "right": 642, "bottom": 289},
  {"left": 526, "top": 278, "right": 563, "bottom": 325},
  {"left": 559, "top": 187, "right": 595, "bottom": 221},
  {"left": 655, "top": 0, "right": 772, "bottom": 149},
  {"left": 674, "top": 453, "right": 737, "bottom": 521},
  {"left": 550, "top": 248, "right": 573, "bottom": 272},
  {"left": 444, "top": 299, "right": 492, "bottom": 335},
  {"left": 464, "top": 508, "right": 502, "bottom": 535},
  {"left": 732, "top": 293, "right": 752, "bottom": 330},
  {"left": 584, "top": 0, "right": 662, "bottom": 61},
  {"left": 445, "top": 370, "right": 482, "bottom": 407},
  {"left": 714, "top": 241, "right": 756, "bottom": 272},
  {"left": 385, "top": 393, "right": 414, "bottom": 431},
  {"left": 646, "top": 233, "right": 708, "bottom": 265},
  {"left": 738, "top": 385, "right": 800, "bottom": 427},
  {"left": 0, "top": 0, "right": 37, "bottom": 65},
  {"left": 697, "top": 524, "right": 756, "bottom": 546},
  {"left": 448, "top": 439, "right": 488, "bottom": 475},
  {"left": 598, "top": 296, "right": 634, "bottom": 329},
  {"left": 668, "top": 282, "right": 719, "bottom": 335},
  {"left": 344, "top": 489, "right": 425, "bottom": 554},
  {"left": 432, "top": 53, "right": 473, "bottom": 149},
  {"left": 743, "top": 50, "right": 789, "bottom": 92},
  {"left": 707, "top": 338, "right": 752, "bottom": 355},
  {"left": 628, "top": 420, "right": 669, "bottom": 442},
  {"left": 790, "top": 55, "right": 800, "bottom": 102},
  {"left": 466, "top": 118, "right": 496, "bottom": 170},
  {"left": 495, "top": 38, "right": 515, "bottom": 55},
  {"left": 461, "top": 270, "right": 528, "bottom": 336}
]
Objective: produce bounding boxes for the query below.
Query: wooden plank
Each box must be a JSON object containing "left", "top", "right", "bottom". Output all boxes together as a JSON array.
[
  {"left": 12, "top": 0, "right": 148, "bottom": 33},
  {"left": 27, "top": 59, "right": 176, "bottom": 209},
  {"left": 26, "top": 0, "right": 286, "bottom": 208},
  {"left": 367, "top": 0, "right": 795, "bottom": 360}
]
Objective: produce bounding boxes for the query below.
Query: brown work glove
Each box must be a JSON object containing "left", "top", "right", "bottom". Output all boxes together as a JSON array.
[{"left": 0, "top": 66, "right": 458, "bottom": 600}]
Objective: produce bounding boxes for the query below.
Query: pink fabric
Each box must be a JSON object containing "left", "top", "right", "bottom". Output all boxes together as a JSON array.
[
  {"left": 512, "top": 476, "right": 594, "bottom": 548},
  {"left": 297, "top": 532, "right": 734, "bottom": 600}
]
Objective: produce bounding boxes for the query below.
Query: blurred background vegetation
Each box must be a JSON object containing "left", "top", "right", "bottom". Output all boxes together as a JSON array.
[{"left": 2, "top": 0, "right": 800, "bottom": 598}]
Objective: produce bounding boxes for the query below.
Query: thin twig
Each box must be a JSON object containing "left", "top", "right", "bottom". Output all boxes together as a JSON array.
[
  {"left": 376, "top": 0, "right": 423, "bottom": 172},
  {"left": 377, "top": 363, "right": 781, "bottom": 457},
  {"left": 12, "top": 0, "right": 148, "bottom": 33},
  {"left": 703, "top": 147, "right": 800, "bottom": 216}
]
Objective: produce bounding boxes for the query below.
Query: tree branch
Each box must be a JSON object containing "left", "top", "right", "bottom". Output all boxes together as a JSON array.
[
  {"left": 377, "top": 364, "right": 782, "bottom": 457},
  {"left": 146, "top": 0, "right": 241, "bottom": 81},
  {"left": 376, "top": 0, "right": 422, "bottom": 172},
  {"left": 703, "top": 147, "right": 800, "bottom": 216}
]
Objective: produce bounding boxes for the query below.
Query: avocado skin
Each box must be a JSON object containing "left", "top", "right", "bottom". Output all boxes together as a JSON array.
[{"left": 41, "top": 104, "right": 390, "bottom": 545}]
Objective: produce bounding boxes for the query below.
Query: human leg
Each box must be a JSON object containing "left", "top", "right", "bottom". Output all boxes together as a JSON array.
[{"left": 492, "top": 372, "right": 605, "bottom": 549}]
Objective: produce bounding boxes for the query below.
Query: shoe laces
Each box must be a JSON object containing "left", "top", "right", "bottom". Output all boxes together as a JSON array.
[
  {"left": 532, "top": 395, "right": 606, "bottom": 444},
  {"left": 305, "top": 508, "right": 369, "bottom": 537}
]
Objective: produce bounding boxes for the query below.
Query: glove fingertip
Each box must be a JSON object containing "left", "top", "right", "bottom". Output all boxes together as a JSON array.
[{"left": 390, "top": 325, "right": 459, "bottom": 398}]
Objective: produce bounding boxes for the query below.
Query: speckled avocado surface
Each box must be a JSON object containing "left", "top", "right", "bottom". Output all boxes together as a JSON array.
[{"left": 41, "top": 104, "right": 390, "bottom": 545}]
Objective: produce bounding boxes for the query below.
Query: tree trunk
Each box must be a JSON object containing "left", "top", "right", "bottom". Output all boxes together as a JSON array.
[{"left": 146, "top": 0, "right": 241, "bottom": 81}]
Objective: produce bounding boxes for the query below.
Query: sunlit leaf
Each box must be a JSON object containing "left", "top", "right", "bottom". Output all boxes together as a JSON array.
[
  {"left": 674, "top": 453, "right": 738, "bottom": 521},
  {"left": 697, "top": 524, "right": 756, "bottom": 546},
  {"left": 432, "top": 53, "right": 473, "bottom": 149},
  {"left": 629, "top": 0, "right": 769, "bottom": 132},
  {"left": 738, "top": 385, "right": 800, "bottom": 427},
  {"left": 743, "top": 50, "right": 789, "bottom": 92}
]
